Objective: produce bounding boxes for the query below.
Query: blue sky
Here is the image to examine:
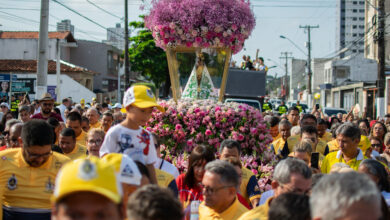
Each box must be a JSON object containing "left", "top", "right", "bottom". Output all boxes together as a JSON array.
[{"left": 0, "top": 0, "right": 338, "bottom": 77}]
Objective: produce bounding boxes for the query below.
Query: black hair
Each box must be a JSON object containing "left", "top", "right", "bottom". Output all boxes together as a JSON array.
[
  {"left": 135, "top": 161, "right": 150, "bottom": 179},
  {"left": 268, "top": 193, "right": 311, "bottom": 220},
  {"left": 22, "top": 119, "right": 54, "bottom": 148},
  {"left": 219, "top": 139, "right": 241, "bottom": 154},
  {"left": 53, "top": 107, "right": 61, "bottom": 115},
  {"left": 288, "top": 106, "right": 299, "bottom": 114},
  {"left": 47, "top": 117, "right": 60, "bottom": 128},
  {"left": 102, "top": 111, "right": 114, "bottom": 119},
  {"left": 60, "top": 128, "right": 76, "bottom": 140},
  {"left": 81, "top": 116, "right": 89, "bottom": 124},
  {"left": 67, "top": 111, "right": 82, "bottom": 123},
  {"left": 300, "top": 126, "right": 318, "bottom": 136},
  {"left": 317, "top": 118, "right": 328, "bottom": 126},
  {"left": 300, "top": 114, "right": 317, "bottom": 125},
  {"left": 270, "top": 116, "right": 280, "bottom": 127},
  {"left": 360, "top": 159, "right": 390, "bottom": 192},
  {"left": 102, "top": 103, "right": 109, "bottom": 108}
]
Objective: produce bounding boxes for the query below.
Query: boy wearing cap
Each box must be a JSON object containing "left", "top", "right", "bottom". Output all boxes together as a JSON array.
[
  {"left": 99, "top": 85, "right": 164, "bottom": 184},
  {"left": 51, "top": 157, "right": 124, "bottom": 220}
]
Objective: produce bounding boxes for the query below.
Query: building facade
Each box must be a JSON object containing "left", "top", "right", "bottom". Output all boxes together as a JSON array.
[
  {"left": 336, "top": 0, "right": 366, "bottom": 58},
  {"left": 103, "top": 23, "right": 125, "bottom": 51},
  {"left": 56, "top": 20, "right": 75, "bottom": 37}
]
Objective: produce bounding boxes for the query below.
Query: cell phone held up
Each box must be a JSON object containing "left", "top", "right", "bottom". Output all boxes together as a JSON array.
[{"left": 311, "top": 152, "right": 320, "bottom": 169}]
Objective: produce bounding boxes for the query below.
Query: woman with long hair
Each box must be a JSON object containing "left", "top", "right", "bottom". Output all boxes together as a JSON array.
[{"left": 176, "top": 145, "right": 215, "bottom": 209}]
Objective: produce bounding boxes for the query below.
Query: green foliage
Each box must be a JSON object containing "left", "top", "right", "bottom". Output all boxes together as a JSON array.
[{"left": 128, "top": 17, "right": 168, "bottom": 88}]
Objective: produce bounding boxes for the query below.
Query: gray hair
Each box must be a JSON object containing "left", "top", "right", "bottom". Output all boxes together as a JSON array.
[
  {"left": 336, "top": 122, "right": 361, "bottom": 141},
  {"left": 310, "top": 172, "right": 381, "bottom": 220},
  {"left": 290, "top": 126, "right": 301, "bottom": 136},
  {"left": 5, "top": 119, "right": 22, "bottom": 130},
  {"left": 293, "top": 141, "right": 312, "bottom": 155},
  {"left": 273, "top": 158, "right": 312, "bottom": 184},
  {"left": 204, "top": 160, "right": 239, "bottom": 189},
  {"left": 278, "top": 119, "right": 292, "bottom": 131}
]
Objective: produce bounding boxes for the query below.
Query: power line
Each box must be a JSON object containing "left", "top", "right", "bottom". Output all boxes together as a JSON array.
[
  {"left": 51, "top": 0, "right": 125, "bottom": 39},
  {"left": 85, "top": 0, "right": 122, "bottom": 20},
  {"left": 0, "top": 7, "right": 40, "bottom": 11}
]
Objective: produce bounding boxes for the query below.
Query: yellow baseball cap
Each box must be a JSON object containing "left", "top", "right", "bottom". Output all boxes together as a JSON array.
[
  {"left": 123, "top": 85, "right": 164, "bottom": 112},
  {"left": 52, "top": 157, "right": 122, "bottom": 204},
  {"left": 101, "top": 153, "right": 142, "bottom": 186},
  {"left": 80, "top": 98, "right": 85, "bottom": 104}
]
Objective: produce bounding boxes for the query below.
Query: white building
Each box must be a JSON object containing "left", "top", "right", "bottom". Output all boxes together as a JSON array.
[
  {"left": 336, "top": 0, "right": 366, "bottom": 58},
  {"left": 103, "top": 23, "right": 125, "bottom": 51},
  {"left": 288, "top": 58, "right": 306, "bottom": 101}
]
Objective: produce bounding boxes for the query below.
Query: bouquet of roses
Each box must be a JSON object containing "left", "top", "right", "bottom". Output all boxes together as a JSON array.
[
  {"left": 145, "top": 0, "right": 256, "bottom": 54},
  {"left": 146, "top": 99, "right": 277, "bottom": 191}
]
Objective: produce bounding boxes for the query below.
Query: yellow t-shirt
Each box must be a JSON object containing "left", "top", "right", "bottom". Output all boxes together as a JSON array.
[
  {"left": 90, "top": 121, "right": 101, "bottom": 129},
  {"left": 240, "top": 167, "right": 261, "bottom": 205},
  {"left": 199, "top": 197, "right": 248, "bottom": 220},
  {"left": 0, "top": 148, "right": 70, "bottom": 213},
  {"left": 76, "top": 131, "right": 87, "bottom": 148},
  {"left": 156, "top": 168, "right": 174, "bottom": 188},
  {"left": 320, "top": 132, "right": 333, "bottom": 143},
  {"left": 237, "top": 196, "right": 272, "bottom": 220},
  {"left": 64, "top": 144, "right": 87, "bottom": 160},
  {"left": 327, "top": 135, "right": 371, "bottom": 153},
  {"left": 321, "top": 149, "right": 367, "bottom": 174},
  {"left": 287, "top": 135, "right": 329, "bottom": 156},
  {"left": 270, "top": 137, "right": 286, "bottom": 155}
]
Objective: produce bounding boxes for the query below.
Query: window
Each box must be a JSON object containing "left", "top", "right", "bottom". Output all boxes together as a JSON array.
[
  {"left": 359, "top": 33, "right": 364, "bottom": 37},
  {"left": 359, "top": 25, "right": 364, "bottom": 29},
  {"left": 359, "top": 1, "right": 364, "bottom": 5},
  {"left": 359, "top": 41, "right": 364, "bottom": 45},
  {"left": 342, "top": 9, "right": 346, "bottom": 12},
  {"left": 353, "top": 25, "right": 357, "bottom": 29},
  {"left": 353, "top": 33, "right": 357, "bottom": 37},
  {"left": 353, "top": 17, "right": 357, "bottom": 21},
  {"left": 359, "top": 17, "right": 364, "bottom": 21},
  {"left": 353, "top": 9, "right": 357, "bottom": 12},
  {"left": 352, "top": 49, "right": 357, "bottom": 53},
  {"left": 342, "top": 25, "right": 346, "bottom": 29},
  {"left": 353, "top": 1, "right": 357, "bottom": 4},
  {"left": 359, "top": 9, "right": 364, "bottom": 13}
]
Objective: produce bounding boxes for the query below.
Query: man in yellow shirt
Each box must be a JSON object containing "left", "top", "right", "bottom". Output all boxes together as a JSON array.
[
  {"left": 58, "top": 128, "right": 87, "bottom": 160},
  {"left": 238, "top": 158, "right": 312, "bottom": 220},
  {"left": 321, "top": 123, "right": 367, "bottom": 173},
  {"left": 219, "top": 140, "right": 260, "bottom": 207},
  {"left": 270, "top": 120, "right": 292, "bottom": 154},
  {"left": 66, "top": 112, "right": 87, "bottom": 147},
  {"left": 199, "top": 160, "right": 248, "bottom": 220},
  {"left": 51, "top": 157, "right": 124, "bottom": 220},
  {"left": 86, "top": 108, "right": 101, "bottom": 129},
  {"left": 317, "top": 118, "right": 332, "bottom": 143},
  {"left": 0, "top": 120, "right": 70, "bottom": 220}
]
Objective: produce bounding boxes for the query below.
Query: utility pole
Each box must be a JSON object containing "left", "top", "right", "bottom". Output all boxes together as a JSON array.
[
  {"left": 36, "top": 0, "right": 49, "bottom": 99},
  {"left": 124, "top": 0, "right": 130, "bottom": 89},
  {"left": 300, "top": 25, "right": 319, "bottom": 106},
  {"left": 377, "top": 0, "right": 385, "bottom": 117},
  {"left": 279, "top": 52, "right": 293, "bottom": 101}
]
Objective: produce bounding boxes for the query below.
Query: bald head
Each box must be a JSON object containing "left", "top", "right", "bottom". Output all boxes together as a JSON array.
[
  {"left": 86, "top": 108, "right": 100, "bottom": 125},
  {"left": 9, "top": 122, "right": 23, "bottom": 148}
]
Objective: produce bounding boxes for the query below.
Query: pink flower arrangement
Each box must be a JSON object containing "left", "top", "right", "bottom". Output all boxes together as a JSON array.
[
  {"left": 145, "top": 0, "right": 256, "bottom": 54},
  {"left": 146, "top": 99, "right": 277, "bottom": 191}
]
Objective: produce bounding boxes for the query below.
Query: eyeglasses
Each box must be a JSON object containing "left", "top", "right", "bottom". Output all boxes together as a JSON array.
[
  {"left": 25, "top": 149, "right": 52, "bottom": 159},
  {"left": 200, "top": 184, "right": 234, "bottom": 195},
  {"left": 88, "top": 139, "right": 103, "bottom": 145},
  {"left": 371, "top": 144, "right": 382, "bottom": 148},
  {"left": 42, "top": 103, "right": 53, "bottom": 107}
]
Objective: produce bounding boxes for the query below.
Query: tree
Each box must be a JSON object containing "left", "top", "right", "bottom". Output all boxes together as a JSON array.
[{"left": 128, "top": 16, "right": 170, "bottom": 97}]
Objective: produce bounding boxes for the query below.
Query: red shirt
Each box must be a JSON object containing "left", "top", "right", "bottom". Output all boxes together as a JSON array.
[
  {"left": 31, "top": 112, "right": 63, "bottom": 122},
  {"left": 176, "top": 173, "right": 203, "bottom": 208},
  {"left": 237, "top": 193, "right": 251, "bottom": 209}
]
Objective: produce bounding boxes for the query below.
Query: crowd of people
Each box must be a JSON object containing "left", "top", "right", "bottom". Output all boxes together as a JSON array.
[
  {"left": 231, "top": 55, "right": 269, "bottom": 73},
  {"left": 0, "top": 83, "right": 388, "bottom": 220}
]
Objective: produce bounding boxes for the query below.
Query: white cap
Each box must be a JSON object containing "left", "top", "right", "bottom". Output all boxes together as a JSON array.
[
  {"left": 113, "top": 103, "right": 122, "bottom": 109},
  {"left": 0, "top": 102, "right": 9, "bottom": 109},
  {"left": 102, "top": 153, "right": 142, "bottom": 185}
]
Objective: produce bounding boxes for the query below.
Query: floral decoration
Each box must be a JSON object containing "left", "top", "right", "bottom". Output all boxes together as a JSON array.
[
  {"left": 145, "top": 0, "right": 256, "bottom": 54},
  {"left": 146, "top": 99, "right": 276, "bottom": 191}
]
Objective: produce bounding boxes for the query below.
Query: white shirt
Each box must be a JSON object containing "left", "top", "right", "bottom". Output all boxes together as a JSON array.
[
  {"left": 154, "top": 158, "right": 180, "bottom": 178},
  {"left": 99, "top": 124, "right": 157, "bottom": 165},
  {"left": 58, "top": 104, "right": 67, "bottom": 122}
]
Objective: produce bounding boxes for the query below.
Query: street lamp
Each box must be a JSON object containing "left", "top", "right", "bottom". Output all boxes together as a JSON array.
[{"left": 279, "top": 35, "right": 307, "bottom": 56}]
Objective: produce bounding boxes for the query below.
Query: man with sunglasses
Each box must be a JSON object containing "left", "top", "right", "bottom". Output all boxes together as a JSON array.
[
  {"left": 31, "top": 93, "right": 63, "bottom": 122},
  {"left": 198, "top": 160, "right": 248, "bottom": 220},
  {"left": 238, "top": 158, "right": 312, "bottom": 220},
  {"left": 0, "top": 120, "right": 70, "bottom": 220}
]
